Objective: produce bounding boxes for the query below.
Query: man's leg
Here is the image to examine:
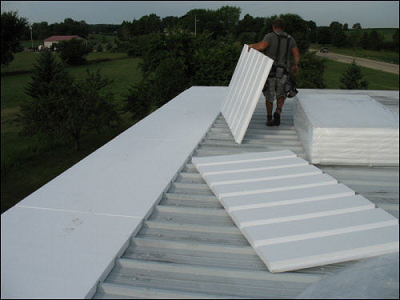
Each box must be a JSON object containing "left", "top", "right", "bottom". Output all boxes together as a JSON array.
[
  {"left": 263, "top": 78, "right": 275, "bottom": 126},
  {"left": 273, "top": 96, "right": 285, "bottom": 126},
  {"left": 274, "top": 77, "right": 287, "bottom": 126}
]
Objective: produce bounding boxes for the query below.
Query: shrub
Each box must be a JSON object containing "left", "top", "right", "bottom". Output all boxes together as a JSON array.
[
  {"left": 57, "top": 38, "right": 92, "bottom": 65},
  {"left": 339, "top": 60, "right": 368, "bottom": 89},
  {"left": 293, "top": 52, "right": 326, "bottom": 88}
]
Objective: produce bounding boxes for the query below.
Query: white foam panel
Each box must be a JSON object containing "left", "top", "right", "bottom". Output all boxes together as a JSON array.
[
  {"left": 192, "top": 150, "right": 399, "bottom": 273},
  {"left": 221, "top": 44, "right": 274, "bottom": 144}
]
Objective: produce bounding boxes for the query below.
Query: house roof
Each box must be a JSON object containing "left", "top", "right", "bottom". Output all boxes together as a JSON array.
[
  {"left": 44, "top": 35, "right": 82, "bottom": 42},
  {"left": 1, "top": 88, "right": 398, "bottom": 299}
]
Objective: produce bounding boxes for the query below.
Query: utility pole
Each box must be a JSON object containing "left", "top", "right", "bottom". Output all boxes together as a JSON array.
[{"left": 30, "top": 25, "right": 33, "bottom": 49}]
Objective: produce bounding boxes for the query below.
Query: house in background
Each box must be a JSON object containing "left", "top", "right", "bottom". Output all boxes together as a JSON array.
[{"left": 43, "top": 35, "right": 87, "bottom": 49}]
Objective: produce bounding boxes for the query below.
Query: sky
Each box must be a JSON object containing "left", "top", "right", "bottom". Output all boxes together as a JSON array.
[{"left": 1, "top": 1, "right": 399, "bottom": 28}]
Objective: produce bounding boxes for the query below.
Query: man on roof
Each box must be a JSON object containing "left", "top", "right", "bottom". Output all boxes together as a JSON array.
[{"left": 248, "top": 18, "right": 300, "bottom": 126}]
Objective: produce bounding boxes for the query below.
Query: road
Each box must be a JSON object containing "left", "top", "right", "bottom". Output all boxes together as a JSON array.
[{"left": 311, "top": 49, "right": 399, "bottom": 75}]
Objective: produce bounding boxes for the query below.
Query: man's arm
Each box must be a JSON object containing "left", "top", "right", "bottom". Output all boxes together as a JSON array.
[
  {"left": 291, "top": 47, "right": 300, "bottom": 75},
  {"left": 248, "top": 41, "right": 268, "bottom": 52}
]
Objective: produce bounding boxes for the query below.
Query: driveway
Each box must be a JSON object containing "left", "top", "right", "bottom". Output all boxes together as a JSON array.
[{"left": 311, "top": 49, "right": 399, "bottom": 75}]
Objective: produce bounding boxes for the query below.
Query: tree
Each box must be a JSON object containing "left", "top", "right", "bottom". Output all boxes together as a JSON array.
[
  {"left": 96, "top": 43, "right": 103, "bottom": 52},
  {"left": 118, "top": 21, "right": 131, "bottom": 41},
  {"left": 393, "top": 29, "right": 399, "bottom": 51},
  {"left": 124, "top": 82, "right": 152, "bottom": 121},
  {"left": 58, "top": 38, "right": 92, "bottom": 65},
  {"left": 348, "top": 29, "right": 362, "bottom": 48},
  {"left": 343, "top": 23, "right": 349, "bottom": 31},
  {"left": 21, "top": 63, "right": 121, "bottom": 151},
  {"left": 293, "top": 52, "right": 326, "bottom": 88},
  {"left": 20, "top": 51, "right": 74, "bottom": 144},
  {"left": 307, "top": 20, "right": 317, "bottom": 43},
  {"left": 65, "top": 70, "right": 120, "bottom": 150},
  {"left": 332, "top": 30, "right": 348, "bottom": 47},
  {"left": 216, "top": 6, "right": 241, "bottom": 35},
  {"left": 369, "top": 30, "right": 384, "bottom": 51},
  {"left": 352, "top": 23, "right": 362, "bottom": 30},
  {"left": 329, "top": 21, "right": 343, "bottom": 32},
  {"left": 25, "top": 51, "right": 72, "bottom": 101},
  {"left": 339, "top": 60, "right": 368, "bottom": 89},
  {"left": 360, "top": 32, "right": 370, "bottom": 49},
  {"left": 317, "top": 27, "right": 332, "bottom": 44},
  {"left": 191, "top": 42, "right": 241, "bottom": 86},
  {"left": 1, "top": 11, "right": 28, "bottom": 66}
]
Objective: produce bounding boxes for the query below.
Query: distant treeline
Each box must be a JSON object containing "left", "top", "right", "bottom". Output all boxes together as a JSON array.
[{"left": 22, "top": 6, "right": 399, "bottom": 52}]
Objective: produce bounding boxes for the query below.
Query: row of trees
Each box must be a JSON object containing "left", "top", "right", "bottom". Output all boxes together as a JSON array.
[
  {"left": 22, "top": 19, "right": 120, "bottom": 41},
  {"left": 122, "top": 11, "right": 327, "bottom": 122},
  {"left": 314, "top": 21, "right": 398, "bottom": 51}
]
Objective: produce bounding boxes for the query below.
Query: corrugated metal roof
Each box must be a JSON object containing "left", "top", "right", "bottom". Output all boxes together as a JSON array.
[{"left": 93, "top": 90, "right": 399, "bottom": 299}]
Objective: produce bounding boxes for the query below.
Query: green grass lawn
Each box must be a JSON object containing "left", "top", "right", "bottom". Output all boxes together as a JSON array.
[
  {"left": 1, "top": 51, "right": 129, "bottom": 75},
  {"left": 20, "top": 39, "right": 42, "bottom": 48},
  {"left": 1, "top": 53, "right": 142, "bottom": 213},
  {"left": 310, "top": 44, "right": 399, "bottom": 64},
  {"left": 322, "top": 58, "right": 399, "bottom": 90},
  {"left": 355, "top": 28, "right": 397, "bottom": 42}
]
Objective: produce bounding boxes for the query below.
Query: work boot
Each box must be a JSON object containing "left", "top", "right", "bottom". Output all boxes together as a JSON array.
[
  {"left": 273, "top": 108, "right": 281, "bottom": 126},
  {"left": 266, "top": 115, "right": 274, "bottom": 126}
]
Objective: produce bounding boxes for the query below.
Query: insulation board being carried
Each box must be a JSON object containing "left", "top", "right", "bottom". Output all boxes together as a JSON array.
[
  {"left": 293, "top": 94, "right": 399, "bottom": 166},
  {"left": 221, "top": 44, "right": 274, "bottom": 144},
  {"left": 192, "top": 150, "right": 399, "bottom": 273}
]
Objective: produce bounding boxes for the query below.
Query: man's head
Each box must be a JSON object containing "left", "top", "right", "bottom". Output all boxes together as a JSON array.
[{"left": 272, "top": 18, "right": 285, "bottom": 31}]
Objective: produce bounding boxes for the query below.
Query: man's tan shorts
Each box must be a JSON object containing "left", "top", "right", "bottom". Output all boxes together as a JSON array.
[{"left": 263, "top": 76, "right": 287, "bottom": 102}]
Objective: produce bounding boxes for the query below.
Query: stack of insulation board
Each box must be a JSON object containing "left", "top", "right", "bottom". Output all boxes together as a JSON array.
[
  {"left": 192, "top": 150, "right": 399, "bottom": 273},
  {"left": 294, "top": 94, "right": 399, "bottom": 166}
]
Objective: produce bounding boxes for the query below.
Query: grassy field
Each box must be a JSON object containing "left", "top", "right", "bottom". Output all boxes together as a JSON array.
[
  {"left": 353, "top": 28, "right": 398, "bottom": 42},
  {"left": 1, "top": 51, "right": 128, "bottom": 75},
  {"left": 1, "top": 52, "right": 142, "bottom": 213},
  {"left": 322, "top": 59, "right": 399, "bottom": 90},
  {"left": 310, "top": 44, "right": 399, "bottom": 64}
]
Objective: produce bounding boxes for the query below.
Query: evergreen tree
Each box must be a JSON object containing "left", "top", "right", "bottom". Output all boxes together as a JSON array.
[
  {"left": 25, "top": 51, "right": 72, "bottom": 101},
  {"left": 96, "top": 43, "right": 103, "bottom": 52},
  {"left": 21, "top": 54, "right": 120, "bottom": 150},
  {"left": 339, "top": 60, "right": 369, "bottom": 89}
]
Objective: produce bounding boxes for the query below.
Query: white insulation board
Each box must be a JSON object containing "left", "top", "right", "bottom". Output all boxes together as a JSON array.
[
  {"left": 293, "top": 94, "right": 399, "bottom": 166},
  {"left": 192, "top": 150, "right": 399, "bottom": 273},
  {"left": 221, "top": 44, "right": 274, "bottom": 144}
]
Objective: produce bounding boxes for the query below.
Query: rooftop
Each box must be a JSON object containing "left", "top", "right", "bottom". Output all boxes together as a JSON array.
[
  {"left": 1, "top": 87, "right": 399, "bottom": 299},
  {"left": 44, "top": 35, "right": 83, "bottom": 41}
]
